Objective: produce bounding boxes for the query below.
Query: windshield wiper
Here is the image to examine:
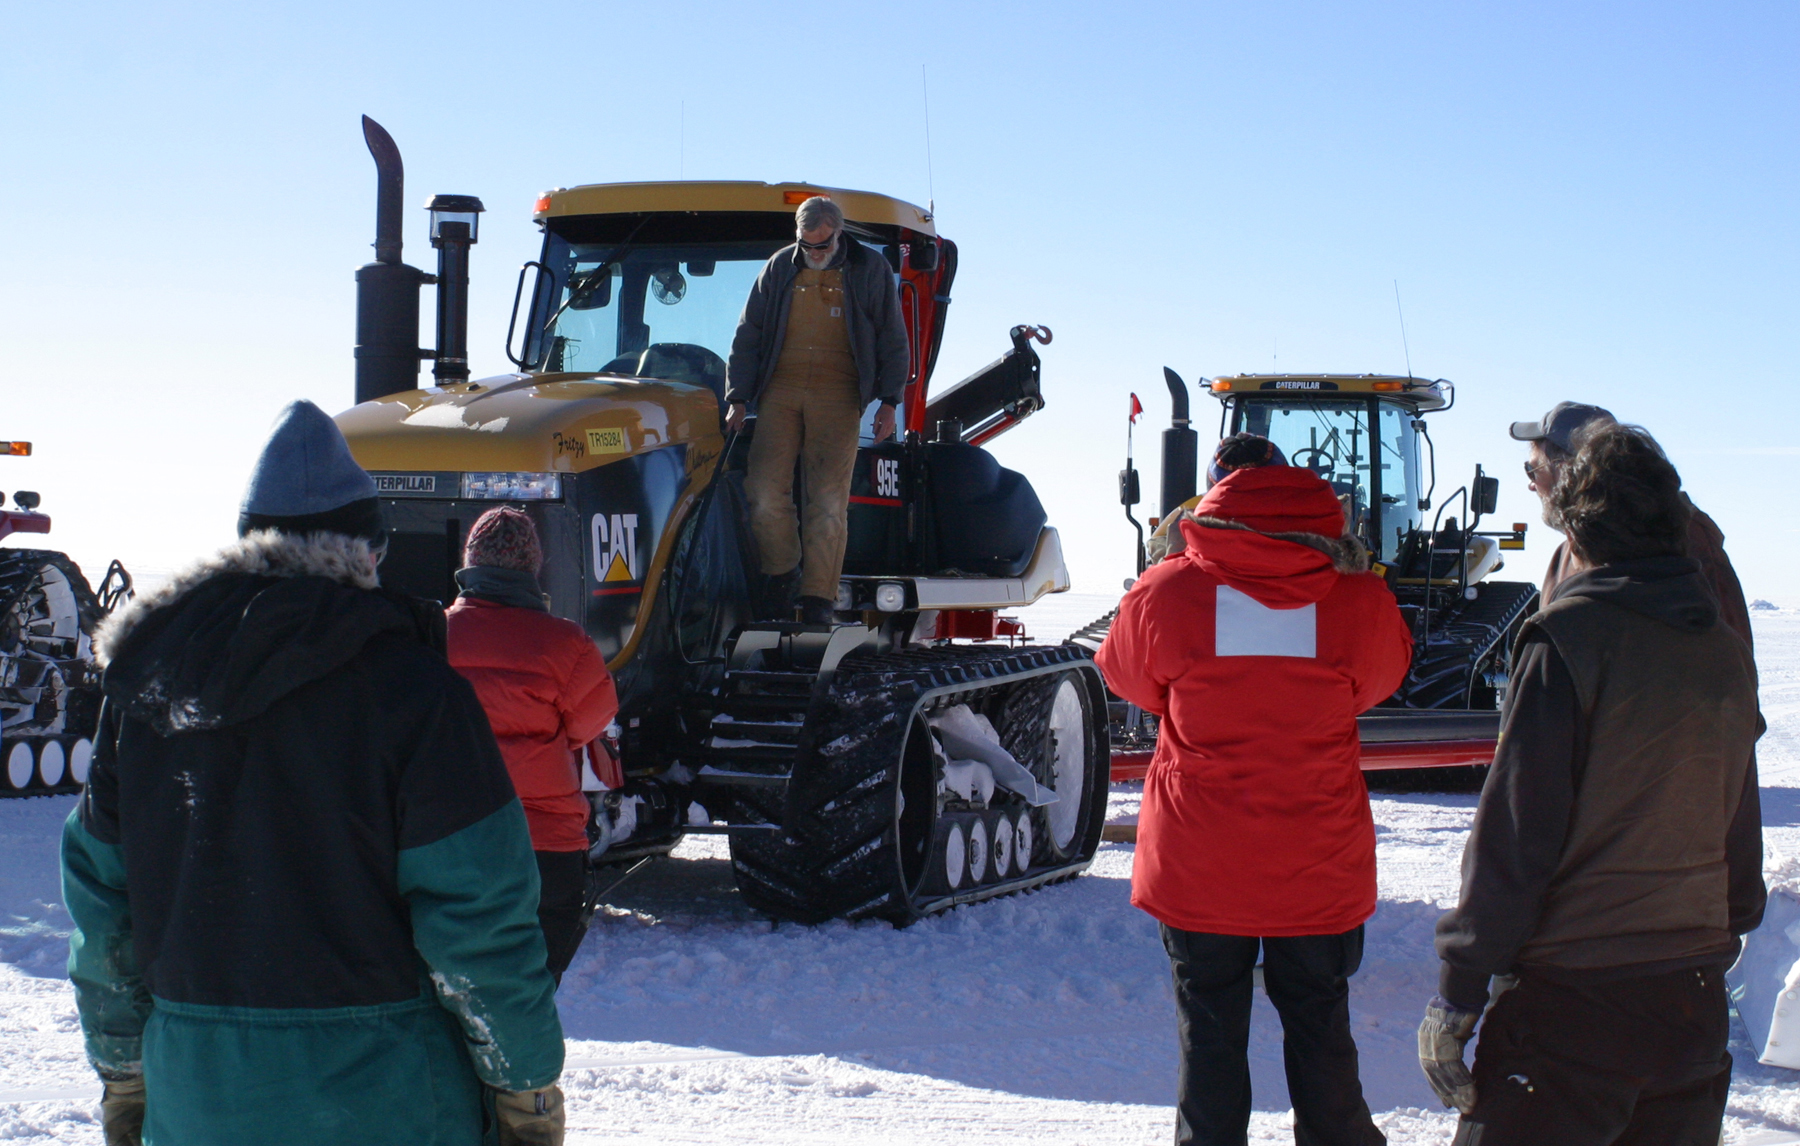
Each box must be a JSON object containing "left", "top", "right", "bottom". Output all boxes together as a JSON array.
[{"left": 538, "top": 214, "right": 657, "bottom": 336}]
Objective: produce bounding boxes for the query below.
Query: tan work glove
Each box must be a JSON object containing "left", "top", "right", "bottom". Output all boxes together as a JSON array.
[
  {"left": 495, "top": 1085, "right": 565, "bottom": 1146},
  {"left": 100, "top": 1075, "right": 146, "bottom": 1146},
  {"left": 1418, "top": 997, "right": 1481, "bottom": 1115}
]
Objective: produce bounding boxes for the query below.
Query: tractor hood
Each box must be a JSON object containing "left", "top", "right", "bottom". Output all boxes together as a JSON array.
[{"left": 335, "top": 373, "right": 723, "bottom": 474}]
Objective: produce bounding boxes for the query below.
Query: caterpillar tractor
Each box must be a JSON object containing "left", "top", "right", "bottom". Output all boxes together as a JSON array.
[
  {"left": 0, "top": 443, "right": 133, "bottom": 796},
  {"left": 1070, "top": 370, "right": 1539, "bottom": 778},
  {"left": 334, "top": 118, "right": 1107, "bottom": 925}
]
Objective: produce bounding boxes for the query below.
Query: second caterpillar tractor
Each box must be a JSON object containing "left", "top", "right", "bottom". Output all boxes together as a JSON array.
[
  {"left": 335, "top": 119, "right": 1106, "bottom": 925},
  {"left": 1075, "top": 368, "right": 1540, "bottom": 779}
]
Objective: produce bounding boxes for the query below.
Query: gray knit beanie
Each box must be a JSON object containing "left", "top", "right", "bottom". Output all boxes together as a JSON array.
[{"left": 237, "top": 400, "right": 384, "bottom": 540}]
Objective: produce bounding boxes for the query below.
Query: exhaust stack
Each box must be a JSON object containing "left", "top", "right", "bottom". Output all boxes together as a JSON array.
[
  {"left": 1158, "top": 367, "right": 1199, "bottom": 518},
  {"left": 353, "top": 117, "right": 429, "bottom": 404},
  {"left": 425, "top": 194, "right": 485, "bottom": 386}
]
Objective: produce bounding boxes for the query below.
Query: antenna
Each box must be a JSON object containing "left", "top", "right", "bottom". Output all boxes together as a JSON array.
[
  {"left": 1393, "top": 279, "right": 1415, "bottom": 379},
  {"left": 921, "top": 65, "right": 936, "bottom": 217}
]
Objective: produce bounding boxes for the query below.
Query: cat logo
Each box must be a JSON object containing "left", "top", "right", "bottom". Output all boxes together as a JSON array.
[
  {"left": 874, "top": 457, "right": 900, "bottom": 498},
  {"left": 591, "top": 513, "right": 641, "bottom": 593}
]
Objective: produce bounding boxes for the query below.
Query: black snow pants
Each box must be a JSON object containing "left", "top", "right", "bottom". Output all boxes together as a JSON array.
[
  {"left": 1161, "top": 924, "right": 1384, "bottom": 1146},
  {"left": 535, "top": 849, "right": 590, "bottom": 984},
  {"left": 1452, "top": 964, "right": 1731, "bottom": 1146}
]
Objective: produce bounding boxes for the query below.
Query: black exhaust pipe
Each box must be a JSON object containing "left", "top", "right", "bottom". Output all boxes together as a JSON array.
[
  {"left": 1159, "top": 367, "right": 1199, "bottom": 518},
  {"left": 354, "top": 116, "right": 429, "bottom": 404}
]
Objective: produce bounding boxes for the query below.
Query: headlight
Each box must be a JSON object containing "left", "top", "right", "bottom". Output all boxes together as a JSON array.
[
  {"left": 835, "top": 582, "right": 855, "bottom": 611},
  {"left": 460, "top": 472, "right": 562, "bottom": 500},
  {"left": 875, "top": 582, "right": 907, "bottom": 612}
]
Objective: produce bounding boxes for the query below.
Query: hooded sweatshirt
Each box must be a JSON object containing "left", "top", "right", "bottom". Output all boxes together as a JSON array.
[
  {"left": 1434, "top": 556, "right": 1765, "bottom": 1010},
  {"left": 60, "top": 531, "right": 563, "bottom": 1145},
  {"left": 1097, "top": 466, "right": 1413, "bottom": 936}
]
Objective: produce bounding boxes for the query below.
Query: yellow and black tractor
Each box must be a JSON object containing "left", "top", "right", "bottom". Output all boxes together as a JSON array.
[{"left": 335, "top": 119, "right": 1107, "bottom": 924}]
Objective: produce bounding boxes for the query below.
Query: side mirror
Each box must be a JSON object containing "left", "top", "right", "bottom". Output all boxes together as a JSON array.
[
  {"left": 14, "top": 491, "right": 40, "bottom": 511},
  {"left": 1119, "top": 466, "right": 1141, "bottom": 507},
  {"left": 1474, "top": 474, "right": 1499, "bottom": 516},
  {"left": 907, "top": 237, "right": 939, "bottom": 272}
]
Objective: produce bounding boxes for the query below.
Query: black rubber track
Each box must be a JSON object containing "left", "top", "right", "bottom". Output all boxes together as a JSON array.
[{"left": 728, "top": 643, "right": 1105, "bottom": 924}]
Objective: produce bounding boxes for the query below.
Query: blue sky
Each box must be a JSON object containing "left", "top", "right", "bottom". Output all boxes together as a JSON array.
[{"left": 2, "top": 1, "right": 1794, "bottom": 601}]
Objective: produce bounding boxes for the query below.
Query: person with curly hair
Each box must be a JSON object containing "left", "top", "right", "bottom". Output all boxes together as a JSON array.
[{"left": 1422, "top": 422, "right": 1764, "bottom": 1144}]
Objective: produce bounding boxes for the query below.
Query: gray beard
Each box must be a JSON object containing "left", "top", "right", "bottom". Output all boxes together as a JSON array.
[
  {"left": 1538, "top": 495, "right": 1563, "bottom": 532},
  {"left": 802, "top": 246, "right": 834, "bottom": 270}
]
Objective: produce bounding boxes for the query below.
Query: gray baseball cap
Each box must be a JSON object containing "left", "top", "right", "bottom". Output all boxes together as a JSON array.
[{"left": 1509, "top": 401, "right": 1615, "bottom": 453}]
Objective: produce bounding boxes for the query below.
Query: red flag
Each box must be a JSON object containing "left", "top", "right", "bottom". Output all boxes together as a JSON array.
[{"left": 1129, "top": 393, "right": 1143, "bottom": 424}]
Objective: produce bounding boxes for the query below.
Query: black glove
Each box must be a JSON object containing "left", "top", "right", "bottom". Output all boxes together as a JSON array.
[
  {"left": 1418, "top": 996, "right": 1481, "bottom": 1115},
  {"left": 100, "top": 1074, "right": 146, "bottom": 1146},
  {"left": 495, "top": 1084, "right": 565, "bottom": 1146}
]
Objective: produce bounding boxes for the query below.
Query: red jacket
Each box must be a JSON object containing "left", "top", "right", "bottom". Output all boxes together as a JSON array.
[
  {"left": 445, "top": 597, "right": 618, "bottom": 852},
  {"left": 1096, "top": 467, "right": 1412, "bottom": 936}
]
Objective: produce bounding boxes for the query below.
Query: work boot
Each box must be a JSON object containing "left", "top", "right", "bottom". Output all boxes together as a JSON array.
[
  {"left": 797, "top": 596, "right": 836, "bottom": 626},
  {"left": 755, "top": 567, "right": 800, "bottom": 620}
]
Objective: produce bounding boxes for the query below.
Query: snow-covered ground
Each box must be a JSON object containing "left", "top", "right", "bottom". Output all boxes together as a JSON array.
[{"left": 2, "top": 599, "right": 1798, "bottom": 1143}]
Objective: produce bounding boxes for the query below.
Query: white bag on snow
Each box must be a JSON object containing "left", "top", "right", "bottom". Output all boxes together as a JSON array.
[
  {"left": 1727, "top": 886, "right": 1800, "bottom": 1070},
  {"left": 928, "top": 705, "right": 1059, "bottom": 807}
]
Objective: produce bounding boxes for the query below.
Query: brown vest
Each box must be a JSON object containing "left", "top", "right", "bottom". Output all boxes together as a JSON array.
[
  {"left": 769, "top": 268, "right": 858, "bottom": 392},
  {"left": 1517, "top": 594, "right": 1759, "bottom": 971}
]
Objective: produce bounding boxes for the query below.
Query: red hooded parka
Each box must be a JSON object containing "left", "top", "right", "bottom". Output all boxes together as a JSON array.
[
  {"left": 1096, "top": 466, "right": 1412, "bottom": 936},
  {"left": 446, "top": 597, "right": 618, "bottom": 852}
]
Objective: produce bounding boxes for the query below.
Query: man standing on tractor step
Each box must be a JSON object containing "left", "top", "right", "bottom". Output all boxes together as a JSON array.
[
  {"left": 726, "top": 195, "right": 910, "bottom": 625},
  {"left": 1420, "top": 423, "right": 1763, "bottom": 1143},
  {"left": 1097, "top": 461, "right": 1412, "bottom": 1146},
  {"left": 1513, "top": 400, "right": 1753, "bottom": 653},
  {"left": 61, "top": 402, "right": 566, "bottom": 1146}
]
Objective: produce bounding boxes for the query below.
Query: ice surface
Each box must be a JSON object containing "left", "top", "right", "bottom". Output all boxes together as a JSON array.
[{"left": 1, "top": 608, "right": 1798, "bottom": 1142}]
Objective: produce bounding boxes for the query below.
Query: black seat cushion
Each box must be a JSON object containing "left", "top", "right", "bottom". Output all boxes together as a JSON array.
[{"left": 926, "top": 443, "right": 1046, "bottom": 577}]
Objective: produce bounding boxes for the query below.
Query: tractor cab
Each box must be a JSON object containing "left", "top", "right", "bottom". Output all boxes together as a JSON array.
[
  {"left": 1208, "top": 374, "right": 1441, "bottom": 565},
  {"left": 341, "top": 174, "right": 1069, "bottom": 679},
  {"left": 519, "top": 183, "right": 949, "bottom": 421}
]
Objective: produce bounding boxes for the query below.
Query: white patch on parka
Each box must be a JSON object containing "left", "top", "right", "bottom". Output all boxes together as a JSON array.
[{"left": 1214, "top": 585, "right": 1317, "bottom": 658}]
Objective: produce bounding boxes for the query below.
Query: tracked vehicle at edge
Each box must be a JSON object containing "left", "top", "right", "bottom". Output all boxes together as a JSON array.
[{"left": 0, "top": 446, "right": 132, "bottom": 796}]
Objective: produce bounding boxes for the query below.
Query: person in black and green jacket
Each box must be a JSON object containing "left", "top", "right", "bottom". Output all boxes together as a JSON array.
[{"left": 61, "top": 400, "right": 567, "bottom": 1146}]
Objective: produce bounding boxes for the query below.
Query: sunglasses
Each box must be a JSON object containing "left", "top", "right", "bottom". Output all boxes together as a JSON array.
[{"left": 796, "top": 234, "right": 837, "bottom": 252}]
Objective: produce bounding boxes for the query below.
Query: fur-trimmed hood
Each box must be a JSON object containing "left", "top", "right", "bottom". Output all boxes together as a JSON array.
[
  {"left": 1190, "top": 516, "right": 1370, "bottom": 574},
  {"left": 97, "top": 531, "right": 379, "bottom": 665},
  {"left": 1178, "top": 514, "right": 1373, "bottom": 609},
  {"left": 97, "top": 531, "right": 421, "bottom": 735}
]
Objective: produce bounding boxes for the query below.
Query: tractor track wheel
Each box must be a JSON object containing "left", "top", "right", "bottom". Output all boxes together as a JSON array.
[
  {"left": 999, "top": 670, "right": 1102, "bottom": 866},
  {"left": 729, "top": 643, "right": 1105, "bottom": 926}
]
